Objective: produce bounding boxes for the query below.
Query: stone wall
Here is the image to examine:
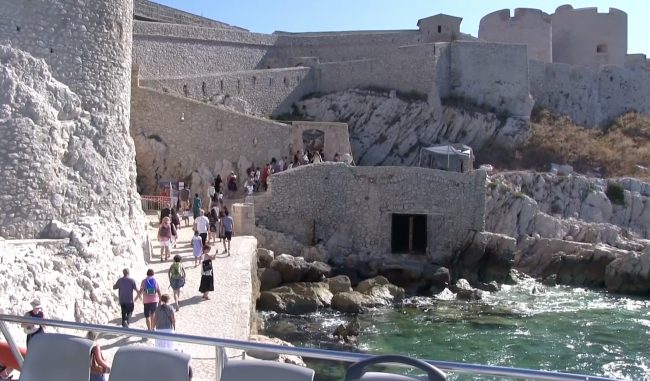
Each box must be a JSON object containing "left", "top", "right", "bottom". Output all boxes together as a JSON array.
[
  {"left": 529, "top": 59, "right": 650, "bottom": 127},
  {"left": 316, "top": 44, "right": 440, "bottom": 97},
  {"left": 448, "top": 41, "right": 534, "bottom": 117},
  {"left": 134, "top": 0, "right": 244, "bottom": 30},
  {"left": 130, "top": 86, "right": 291, "bottom": 196},
  {"left": 0, "top": 0, "right": 144, "bottom": 238},
  {"left": 290, "top": 121, "right": 351, "bottom": 161},
  {"left": 139, "top": 67, "right": 315, "bottom": 116},
  {"left": 263, "top": 163, "right": 486, "bottom": 263}
]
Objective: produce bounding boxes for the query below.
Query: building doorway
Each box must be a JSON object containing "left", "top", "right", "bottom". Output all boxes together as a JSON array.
[
  {"left": 391, "top": 214, "right": 427, "bottom": 254},
  {"left": 302, "top": 129, "right": 325, "bottom": 154}
]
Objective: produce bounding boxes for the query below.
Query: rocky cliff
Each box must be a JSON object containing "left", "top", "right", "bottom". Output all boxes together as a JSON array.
[
  {"left": 0, "top": 46, "right": 147, "bottom": 344},
  {"left": 294, "top": 89, "right": 530, "bottom": 166},
  {"left": 488, "top": 171, "right": 650, "bottom": 294}
]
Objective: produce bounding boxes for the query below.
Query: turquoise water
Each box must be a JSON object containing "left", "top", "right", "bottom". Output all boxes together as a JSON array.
[{"left": 259, "top": 278, "right": 650, "bottom": 381}]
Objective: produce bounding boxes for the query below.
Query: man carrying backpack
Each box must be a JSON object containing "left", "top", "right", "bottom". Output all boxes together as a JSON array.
[
  {"left": 136, "top": 269, "right": 161, "bottom": 332},
  {"left": 168, "top": 255, "right": 186, "bottom": 312}
]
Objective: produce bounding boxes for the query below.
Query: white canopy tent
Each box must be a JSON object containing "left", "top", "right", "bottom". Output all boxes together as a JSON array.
[{"left": 419, "top": 144, "right": 473, "bottom": 172}]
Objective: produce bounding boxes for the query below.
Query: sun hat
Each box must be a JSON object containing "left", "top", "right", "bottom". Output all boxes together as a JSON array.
[{"left": 30, "top": 299, "right": 42, "bottom": 308}]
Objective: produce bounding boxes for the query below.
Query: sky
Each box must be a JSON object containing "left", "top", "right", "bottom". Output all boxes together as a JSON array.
[{"left": 150, "top": 0, "right": 649, "bottom": 55}]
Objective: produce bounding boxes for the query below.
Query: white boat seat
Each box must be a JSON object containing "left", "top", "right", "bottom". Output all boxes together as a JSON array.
[
  {"left": 350, "top": 373, "right": 427, "bottom": 380},
  {"left": 19, "top": 333, "right": 93, "bottom": 381},
  {"left": 110, "top": 346, "right": 191, "bottom": 381},
  {"left": 344, "top": 355, "right": 446, "bottom": 381},
  {"left": 220, "top": 359, "right": 315, "bottom": 381}
]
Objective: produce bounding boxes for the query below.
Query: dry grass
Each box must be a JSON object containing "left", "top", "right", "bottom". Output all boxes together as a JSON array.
[{"left": 477, "top": 110, "right": 650, "bottom": 178}]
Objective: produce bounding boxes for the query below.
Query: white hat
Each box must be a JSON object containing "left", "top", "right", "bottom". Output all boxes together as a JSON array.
[{"left": 30, "top": 299, "right": 42, "bottom": 308}]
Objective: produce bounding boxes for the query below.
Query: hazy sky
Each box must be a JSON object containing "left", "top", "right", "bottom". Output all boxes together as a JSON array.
[{"left": 149, "top": 0, "right": 648, "bottom": 55}]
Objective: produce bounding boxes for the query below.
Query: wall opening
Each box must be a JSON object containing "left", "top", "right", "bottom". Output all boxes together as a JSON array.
[
  {"left": 437, "top": 25, "right": 442, "bottom": 33},
  {"left": 597, "top": 44, "right": 608, "bottom": 53},
  {"left": 237, "top": 79, "right": 240, "bottom": 94},
  {"left": 219, "top": 80, "right": 223, "bottom": 91},
  {"left": 201, "top": 82, "right": 207, "bottom": 97},
  {"left": 16, "top": 26, "right": 20, "bottom": 31},
  {"left": 302, "top": 129, "right": 325, "bottom": 153},
  {"left": 284, "top": 77, "right": 288, "bottom": 87},
  {"left": 391, "top": 214, "right": 427, "bottom": 254},
  {"left": 252, "top": 76, "right": 256, "bottom": 86},
  {"left": 183, "top": 84, "right": 188, "bottom": 97},
  {"left": 269, "top": 78, "right": 273, "bottom": 86}
]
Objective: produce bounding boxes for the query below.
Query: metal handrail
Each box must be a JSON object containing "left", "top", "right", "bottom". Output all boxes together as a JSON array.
[{"left": 0, "top": 315, "right": 626, "bottom": 381}]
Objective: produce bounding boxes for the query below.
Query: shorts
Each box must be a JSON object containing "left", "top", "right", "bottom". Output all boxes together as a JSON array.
[
  {"left": 144, "top": 302, "right": 157, "bottom": 318},
  {"left": 170, "top": 278, "right": 185, "bottom": 290},
  {"left": 181, "top": 200, "right": 189, "bottom": 210},
  {"left": 199, "top": 233, "right": 207, "bottom": 246},
  {"left": 160, "top": 240, "right": 171, "bottom": 248},
  {"left": 209, "top": 224, "right": 217, "bottom": 233},
  {"left": 225, "top": 231, "right": 232, "bottom": 241}
]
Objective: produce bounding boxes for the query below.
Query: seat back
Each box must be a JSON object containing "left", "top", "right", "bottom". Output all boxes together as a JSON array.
[
  {"left": 110, "top": 346, "right": 191, "bottom": 381},
  {"left": 19, "top": 333, "right": 93, "bottom": 381},
  {"left": 353, "top": 373, "right": 427, "bottom": 381},
  {"left": 221, "top": 359, "right": 315, "bottom": 381}
]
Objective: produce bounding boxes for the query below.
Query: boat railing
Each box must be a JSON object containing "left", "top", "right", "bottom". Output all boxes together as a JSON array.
[{"left": 0, "top": 314, "right": 626, "bottom": 381}]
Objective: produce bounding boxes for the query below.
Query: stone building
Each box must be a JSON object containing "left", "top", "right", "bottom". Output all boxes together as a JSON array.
[
  {"left": 259, "top": 163, "right": 487, "bottom": 262},
  {"left": 417, "top": 14, "right": 463, "bottom": 43}
]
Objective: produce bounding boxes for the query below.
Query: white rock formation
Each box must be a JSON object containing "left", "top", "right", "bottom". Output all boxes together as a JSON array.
[
  {"left": 488, "top": 170, "right": 650, "bottom": 293},
  {"left": 0, "top": 45, "right": 144, "bottom": 238},
  {"left": 297, "top": 89, "right": 530, "bottom": 166},
  {"left": 0, "top": 46, "right": 147, "bottom": 343}
]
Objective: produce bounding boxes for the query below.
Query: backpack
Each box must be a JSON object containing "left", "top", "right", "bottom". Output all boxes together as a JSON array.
[
  {"left": 159, "top": 225, "right": 170, "bottom": 238},
  {"left": 170, "top": 262, "right": 184, "bottom": 280},
  {"left": 145, "top": 277, "right": 157, "bottom": 295}
]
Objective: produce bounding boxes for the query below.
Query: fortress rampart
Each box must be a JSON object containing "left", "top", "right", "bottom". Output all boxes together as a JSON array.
[
  {"left": 134, "top": 0, "right": 244, "bottom": 31},
  {"left": 479, "top": 8, "right": 552, "bottom": 62}
]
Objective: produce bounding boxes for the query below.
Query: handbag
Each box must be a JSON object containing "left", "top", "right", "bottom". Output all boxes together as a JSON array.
[{"left": 90, "top": 347, "right": 106, "bottom": 374}]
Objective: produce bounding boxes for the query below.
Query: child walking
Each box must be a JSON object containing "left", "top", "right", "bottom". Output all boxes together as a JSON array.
[
  {"left": 192, "top": 230, "right": 203, "bottom": 268},
  {"left": 183, "top": 208, "right": 190, "bottom": 227}
]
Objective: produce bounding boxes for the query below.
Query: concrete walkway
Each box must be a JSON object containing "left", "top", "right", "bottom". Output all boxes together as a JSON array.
[{"left": 99, "top": 214, "right": 257, "bottom": 380}]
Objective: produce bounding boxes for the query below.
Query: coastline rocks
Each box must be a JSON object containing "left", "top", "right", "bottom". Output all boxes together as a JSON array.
[
  {"left": 515, "top": 237, "right": 624, "bottom": 288},
  {"left": 605, "top": 249, "right": 650, "bottom": 294},
  {"left": 300, "top": 245, "right": 329, "bottom": 263},
  {"left": 257, "top": 248, "right": 275, "bottom": 269},
  {"left": 246, "top": 335, "right": 306, "bottom": 367},
  {"left": 257, "top": 282, "right": 333, "bottom": 314},
  {"left": 331, "top": 276, "right": 405, "bottom": 313},
  {"left": 333, "top": 317, "right": 360, "bottom": 343},
  {"left": 325, "top": 275, "right": 353, "bottom": 294},
  {"left": 451, "top": 279, "right": 483, "bottom": 301},
  {"left": 456, "top": 231, "right": 516, "bottom": 284},
  {"left": 269, "top": 255, "right": 332, "bottom": 283},
  {"left": 259, "top": 268, "right": 282, "bottom": 291}
]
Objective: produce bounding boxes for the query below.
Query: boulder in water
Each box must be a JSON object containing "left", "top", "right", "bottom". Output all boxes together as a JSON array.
[
  {"left": 326, "top": 275, "right": 353, "bottom": 294},
  {"left": 257, "top": 291, "right": 319, "bottom": 315},
  {"left": 257, "top": 248, "right": 275, "bottom": 268},
  {"left": 330, "top": 291, "right": 377, "bottom": 314},
  {"left": 355, "top": 276, "right": 390, "bottom": 293},
  {"left": 259, "top": 268, "right": 282, "bottom": 291},
  {"left": 333, "top": 317, "right": 360, "bottom": 343},
  {"left": 246, "top": 335, "right": 306, "bottom": 366}
]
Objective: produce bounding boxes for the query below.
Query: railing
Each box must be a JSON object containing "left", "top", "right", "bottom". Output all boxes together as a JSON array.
[
  {"left": 140, "top": 195, "right": 172, "bottom": 211},
  {"left": 0, "top": 315, "right": 626, "bottom": 381}
]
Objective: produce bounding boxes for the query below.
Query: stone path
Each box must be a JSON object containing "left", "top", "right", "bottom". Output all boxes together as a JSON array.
[{"left": 99, "top": 214, "right": 256, "bottom": 381}]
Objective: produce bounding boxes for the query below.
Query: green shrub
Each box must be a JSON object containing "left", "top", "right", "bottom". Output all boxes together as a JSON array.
[
  {"left": 606, "top": 183, "right": 626, "bottom": 205},
  {"left": 488, "top": 182, "right": 498, "bottom": 190},
  {"left": 514, "top": 192, "right": 526, "bottom": 199}
]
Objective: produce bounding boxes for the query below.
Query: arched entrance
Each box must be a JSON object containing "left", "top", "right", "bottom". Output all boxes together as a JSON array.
[{"left": 302, "top": 129, "right": 325, "bottom": 154}]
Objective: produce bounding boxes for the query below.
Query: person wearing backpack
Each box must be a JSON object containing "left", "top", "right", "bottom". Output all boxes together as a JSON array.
[
  {"left": 137, "top": 269, "right": 161, "bottom": 332},
  {"left": 168, "top": 255, "right": 185, "bottom": 312}
]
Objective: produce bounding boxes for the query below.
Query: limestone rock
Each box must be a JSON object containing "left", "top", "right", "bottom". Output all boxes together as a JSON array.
[
  {"left": 605, "top": 249, "right": 650, "bottom": 294},
  {"left": 246, "top": 335, "right": 306, "bottom": 367},
  {"left": 452, "top": 279, "right": 483, "bottom": 300},
  {"left": 300, "top": 245, "right": 329, "bottom": 263},
  {"left": 457, "top": 231, "right": 516, "bottom": 284},
  {"left": 325, "top": 275, "right": 353, "bottom": 294},
  {"left": 257, "top": 248, "right": 275, "bottom": 269},
  {"left": 330, "top": 292, "right": 377, "bottom": 314},
  {"left": 269, "top": 255, "right": 331, "bottom": 283},
  {"left": 332, "top": 317, "right": 360, "bottom": 343},
  {"left": 272, "top": 283, "right": 333, "bottom": 307},
  {"left": 257, "top": 291, "right": 319, "bottom": 315},
  {"left": 355, "top": 276, "right": 390, "bottom": 293},
  {"left": 297, "top": 89, "right": 531, "bottom": 166},
  {"left": 259, "top": 268, "right": 282, "bottom": 292}
]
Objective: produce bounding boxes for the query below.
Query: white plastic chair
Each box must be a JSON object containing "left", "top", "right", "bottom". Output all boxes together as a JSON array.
[
  {"left": 19, "top": 333, "right": 94, "bottom": 381},
  {"left": 220, "top": 359, "right": 315, "bottom": 381}
]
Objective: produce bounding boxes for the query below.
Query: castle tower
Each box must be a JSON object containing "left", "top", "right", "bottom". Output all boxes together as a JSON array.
[
  {"left": 0, "top": 0, "right": 140, "bottom": 238},
  {"left": 0, "top": 0, "right": 133, "bottom": 114},
  {"left": 551, "top": 5, "right": 627, "bottom": 69},
  {"left": 478, "top": 8, "right": 552, "bottom": 62}
]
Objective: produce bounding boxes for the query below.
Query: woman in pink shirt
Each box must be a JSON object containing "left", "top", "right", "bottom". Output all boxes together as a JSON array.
[{"left": 137, "top": 269, "right": 161, "bottom": 331}]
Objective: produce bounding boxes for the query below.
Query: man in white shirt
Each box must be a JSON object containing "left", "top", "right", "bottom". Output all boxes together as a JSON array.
[
  {"left": 277, "top": 157, "right": 284, "bottom": 173},
  {"left": 193, "top": 209, "right": 210, "bottom": 246}
]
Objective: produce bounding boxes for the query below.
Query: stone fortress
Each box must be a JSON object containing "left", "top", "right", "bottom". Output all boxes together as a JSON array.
[{"left": 0, "top": 0, "right": 650, "bottom": 357}]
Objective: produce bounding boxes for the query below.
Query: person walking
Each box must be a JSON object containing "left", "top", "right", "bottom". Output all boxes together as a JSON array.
[
  {"left": 191, "top": 230, "right": 203, "bottom": 268},
  {"left": 194, "top": 209, "right": 209, "bottom": 247},
  {"left": 192, "top": 193, "right": 201, "bottom": 221},
  {"left": 87, "top": 331, "right": 111, "bottom": 381},
  {"left": 199, "top": 245, "right": 214, "bottom": 300},
  {"left": 112, "top": 269, "right": 139, "bottom": 328},
  {"left": 137, "top": 269, "right": 161, "bottom": 332},
  {"left": 22, "top": 299, "right": 45, "bottom": 348},
  {"left": 168, "top": 255, "right": 185, "bottom": 312},
  {"left": 208, "top": 208, "right": 218, "bottom": 244},
  {"left": 153, "top": 294, "right": 176, "bottom": 350},
  {"left": 222, "top": 209, "right": 234, "bottom": 255},
  {"left": 158, "top": 216, "right": 173, "bottom": 262}
]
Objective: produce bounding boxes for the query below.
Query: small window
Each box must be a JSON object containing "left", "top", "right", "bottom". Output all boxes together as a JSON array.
[
  {"left": 220, "top": 80, "right": 223, "bottom": 91},
  {"left": 252, "top": 76, "right": 256, "bottom": 86},
  {"left": 597, "top": 44, "right": 608, "bottom": 53},
  {"left": 438, "top": 25, "right": 442, "bottom": 33},
  {"left": 391, "top": 214, "right": 427, "bottom": 254}
]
